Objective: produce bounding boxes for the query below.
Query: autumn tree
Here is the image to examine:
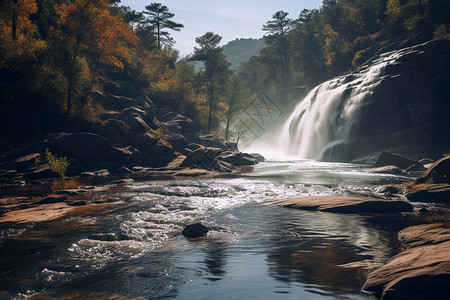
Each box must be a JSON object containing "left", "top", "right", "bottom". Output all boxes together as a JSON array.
[
  {"left": 51, "top": 0, "right": 138, "bottom": 116},
  {"left": 192, "top": 32, "right": 231, "bottom": 131},
  {"left": 142, "top": 3, "right": 183, "bottom": 49}
]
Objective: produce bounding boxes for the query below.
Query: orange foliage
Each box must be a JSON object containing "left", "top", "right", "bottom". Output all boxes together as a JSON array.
[{"left": 0, "top": 0, "right": 45, "bottom": 68}]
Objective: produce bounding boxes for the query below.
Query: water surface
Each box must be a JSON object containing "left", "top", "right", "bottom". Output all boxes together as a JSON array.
[{"left": 0, "top": 160, "right": 414, "bottom": 299}]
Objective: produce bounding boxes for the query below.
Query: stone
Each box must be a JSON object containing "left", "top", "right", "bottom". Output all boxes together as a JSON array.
[
  {"left": 106, "top": 145, "right": 141, "bottom": 162},
  {"left": 51, "top": 132, "right": 111, "bottom": 158},
  {"left": 134, "top": 132, "right": 159, "bottom": 149},
  {"left": 179, "top": 147, "right": 223, "bottom": 169},
  {"left": 376, "top": 186, "right": 401, "bottom": 194},
  {"left": 362, "top": 224, "right": 450, "bottom": 299},
  {"left": 11, "top": 153, "right": 40, "bottom": 172},
  {"left": 115, "top": 166, "right": 133, "bottom": 174},
  {"left": 416, "top": 156, "right": 450, "bottom": 184},
  {"left": 23, "top": 164, "right": 57, "bottom": 179},
  {"left": 141, "top": 140, "right": 176, "bottom": 167},
  {"left": 182, "top": 223, "right": 209, "bottom": 238},
  {"left": 217, "top": 151, "right": 259, "bottom": 166},
  {"left": 166, "top": 134, "right": 188, "bottom": 152},
  {"left": 249, "top": 153, "right": 265, "bottom": 162},
  {"left": 372, "top": 151, "right": 421, "bottom": 170},
  {"left": 406, "top": 184, "right": 450, "bottom": 203},
  {"left": 160, "top": 113, "right": 194, "bottom": 134},
  {"left": 271, "top": 196, "right": 413, "bottom": 213},
  {"left": 68, "top": 200, "right": 87, "bottom": 206},
  {"left": 36, "top": 194, "right": 67, "bottom": 204},
  {"left": 369, "top": 165, "right": 406, "bottom": 175}
]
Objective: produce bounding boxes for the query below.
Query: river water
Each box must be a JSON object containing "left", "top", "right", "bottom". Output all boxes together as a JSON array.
[{"left": 0, "top": 160, "right": 414, "bottom": 299}]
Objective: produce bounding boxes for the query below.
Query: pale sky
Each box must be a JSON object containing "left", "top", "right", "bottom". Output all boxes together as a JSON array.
[{"left": 120, "top": 0, "right": 323, "bottom": 57}]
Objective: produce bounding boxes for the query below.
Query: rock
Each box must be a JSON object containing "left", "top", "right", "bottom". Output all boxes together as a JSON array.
[
  {"left": 11, "top": 153, "right": 40, "bottom": 172},
  {"left": 80, "top": 169, "right": 110, "bottom": 177},
  {"left": 372, "top": 151, "right": 421, "bottom": 170},
  {"left": 271, "top": 196, "right": 413, "bottom": 213},
  {"left": 102, "top": 119, "right": 130, "bottom": 141},
  {"left": 166, "top": 155, "right": 186, "bottom": 169},
  {"left": 182, "top": 223, "right": 209, "bottom": 238},
  {"left": 51, "top": 132, "right": 111, "bottom": 159},
  {"left": 106, "top": 145, "right": 141, "bottom": 162},
  {"left": 89, "top": 232, "right": 120, "bottom": 241},
  {"left": 406, "top": 184, "right": 450, "bottom": 203},
  {"left": 179, "top": 147, "right": 223, "bottom": 169},
  {"left": 68, "top": 200, "right": 87, "bottom": 206},
  {"left": 115, "top": 166, "right": 133, "bottom": 174},
  {"left": 36, "top": 194, "right": 67, "bottom": 204},
  {"left": 160, "top": 113, "right": 195, "bottom": 134},
  {"left": 217, "top": 151, "right": 259, "bottom": 166},
  {"left": 166, "top": 134, "right": 188, "bottom": 152},
  {"left": 376, "top": 186, "right": 401, "bottom": 194},
  {"left": 134, "top": 132, "right": 159, "bottom": 149},
  {"left": 121, "top": 114, "right": 151, "bottom": 135},
  {"left": 416, "top": 156, "right": 450, "bottom": 184},
  {"left": 363, "top": 224, "right": 450, "bottom": 299},
  {"left": 249, "top": 153, "right": 265, "bottom": 162},
  {"left": 369, "top": 165, "right": 406, "bottom": 175},
  {"left": 419, "top": 158, "right": 434, "bottom": 165},
  {"left": 23, "top": 164, "right": 57, "bottom": 179},
  {"left": 405, "top": 162, "right": 427, "bottom": 172},
  {"left": 141, "top": 140, "right": 176, "bottom": 167}
]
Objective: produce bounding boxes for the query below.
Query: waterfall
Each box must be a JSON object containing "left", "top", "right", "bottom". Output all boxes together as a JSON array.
[{"left": 243, "top": 49, "right": 406, "bottom": 160}]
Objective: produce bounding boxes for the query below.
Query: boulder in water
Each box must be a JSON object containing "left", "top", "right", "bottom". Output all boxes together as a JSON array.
[
  {"left": 406, "top": 184, "right": 450, "bottom": 203},
  {"left": 363, "top": 223, "right": 450, "bottom": 299},
  {"left": 416, "top": 156, "right": 450, "bottom": 184},
  {"left": 372, "top": 151, "right": 422, "bottom": 170},
  {"left": 182, "top": 223, "right": 209, "bottom": 238}
]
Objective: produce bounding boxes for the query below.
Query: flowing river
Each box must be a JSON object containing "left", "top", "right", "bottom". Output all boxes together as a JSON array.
[{"left": 0, "top": 159, "right": 419, "bottom": 299}]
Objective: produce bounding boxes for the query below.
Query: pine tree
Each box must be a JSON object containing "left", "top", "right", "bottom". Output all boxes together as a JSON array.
[{"left": 143, "top": 3, "right": 183, "bottom": 49}]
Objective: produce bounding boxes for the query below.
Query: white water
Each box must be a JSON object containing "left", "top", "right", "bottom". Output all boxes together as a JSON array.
[{"left": 243, "top": 49, "right": 405, "bottom": 160}]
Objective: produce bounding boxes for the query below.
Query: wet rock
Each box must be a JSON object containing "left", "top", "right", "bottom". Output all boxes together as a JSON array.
[
  {"left": 115, "top": 166, "right": 133, "bottom": 174},
  {"left": 419, "top": 158, "right": 434, "bottom": 165},
  {"left": 363, "top": 223, "right": 450, "bottom": 299},
  {"left": 141, "top": 140, "right": 176, "bottom": 167},
  {"left": 271, "top": 196, "right": 413, "bottom": 213},
  {"left": 218, "top": 151, "right": 259, "bottom": 166},
  {"left": 372, "top": 151, "right": 421, "bottom": 170},
  {"left": 416, "top": 156, "right": 450, "bottom": 184},
  {"left": 406, "top": 184, "right": 450, "bottom": 203},
  {"left": 89, "top": 233, "right": 120, "bottom": 241},
  {"left": 37, "top": 194, "right": 67, "bottom": 204},
  {"left": 182, "top": 223, "right": 209, "bottom": 238},
  {"left": 369, "top": 165, "right": 406, "bottom": 175},
  {"left": 180, "top": 147, "right": 223, "bottom": 169},
  {"left": 249, "top": 153, "right": 265, "bottom": 162},
  {"left": 376, "top": 186, "right": 401, "bottom": 194}
]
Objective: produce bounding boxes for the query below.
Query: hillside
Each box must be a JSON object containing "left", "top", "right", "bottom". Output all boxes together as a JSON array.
[{"left": 222, "top": 38, "right": 264, "bottom": 69}]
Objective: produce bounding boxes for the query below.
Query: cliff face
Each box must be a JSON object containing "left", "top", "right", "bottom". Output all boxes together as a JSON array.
[{"left": 322, "top": 39, "right": 450, "bottom": 162}]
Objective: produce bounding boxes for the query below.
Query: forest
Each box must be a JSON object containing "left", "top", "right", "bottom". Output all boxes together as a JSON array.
[{"left": 0, "top": 0, "right": 449, "bottom": 153}]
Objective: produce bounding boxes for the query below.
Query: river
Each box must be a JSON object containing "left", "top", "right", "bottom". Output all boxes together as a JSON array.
[{"left": 0, "top": 160, "right": 415, "bottom": 299}]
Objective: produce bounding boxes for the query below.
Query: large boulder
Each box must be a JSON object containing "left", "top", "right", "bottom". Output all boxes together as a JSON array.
[
  {"left": 160, "top": 113, "right": 195, "bottom": 134},
  {"left": 363, "top": 223, "right": 450, "bottom": 299},
  {"left": 106, "top": 145, "right": 141, "bottom": 163},
  {"left": 10, "top": 153, "right": 40, "bottom": 172},
  {"left": 271, "top": 196, "right": 413, "bottom": 213},
  {"left": 141, "top": 140, "right": 176, "bottom": 167},
  {"left": 416, "top": 156, "right": 450, "bottom": 184},
  {"left": 372, "top": 151, "right": 422, "bottom": 170},
  {"left": 179, "top": 147, "right": 223, "bottom": 169},
  {"left": 50, "top": 132, "right": 111, "bottom": 159},
  {"left": 118, "top": 113, "right": 151, "bottom": 135}
]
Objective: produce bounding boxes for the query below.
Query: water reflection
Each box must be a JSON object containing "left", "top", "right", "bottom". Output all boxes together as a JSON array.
[{"left": 263, "top": 207, "right": 391, "bottom": 296}]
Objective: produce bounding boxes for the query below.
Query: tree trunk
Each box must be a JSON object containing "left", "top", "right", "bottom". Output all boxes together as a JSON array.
[{"left": 12, "top": 0, "right": 18, "bottom": 40}]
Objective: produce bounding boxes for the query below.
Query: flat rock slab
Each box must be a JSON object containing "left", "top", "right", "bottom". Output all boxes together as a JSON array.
[
  {"left": 406, "top": 184, "right": 450, "bottom": 203},
  {"left": 0, "top": 203, "right": 74, "bottom": 223},
  {"left": 363, "top": 224, "right": 450, "bottom": 299},
  {"left": 270, "top": 196, "right": 413, "bottom": 213}
]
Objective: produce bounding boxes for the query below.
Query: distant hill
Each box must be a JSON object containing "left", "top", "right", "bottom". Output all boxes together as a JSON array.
[{"left": 222, "top": 38, "right": 264, "bottom": 70}]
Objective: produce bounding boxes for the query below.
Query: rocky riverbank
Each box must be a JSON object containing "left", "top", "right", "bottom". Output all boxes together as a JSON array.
[{"left": 269, "top": 151, "right": 450, "bottom": 299}]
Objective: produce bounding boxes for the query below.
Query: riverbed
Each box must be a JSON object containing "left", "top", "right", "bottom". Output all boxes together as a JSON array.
[{"left": 0, "top": 160, "right": 416, "bottom": 299}]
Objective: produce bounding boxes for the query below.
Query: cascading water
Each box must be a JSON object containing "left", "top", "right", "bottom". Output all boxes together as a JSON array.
[{"left": 244, "top": 49, "right": 405, "bottom": 160}]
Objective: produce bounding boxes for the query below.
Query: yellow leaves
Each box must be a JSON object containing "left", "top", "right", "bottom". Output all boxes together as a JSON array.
[
  {"left": 323, "top": 24, "right": 340, "bottom": 68},
  {"left": 386, "top": 0, "right": 402, "bottom": 23}
]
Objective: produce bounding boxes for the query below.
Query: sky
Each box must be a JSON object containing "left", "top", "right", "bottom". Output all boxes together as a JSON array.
[{"left": 120, "top": 0, "right": 323, "bottom": 57}]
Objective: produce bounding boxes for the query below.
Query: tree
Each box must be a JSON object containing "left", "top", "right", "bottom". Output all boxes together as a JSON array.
[
  {"left": 223, "top": 75, "right": 249, "bottom": 141},
  {"left": 262, "top": 11, "right": 293, "bottom": 88},
  {"left": 192, "top": 32, "right": 231, "bottom": 131},
  {"left": 52, "top": 0, "right": 138, "bottom": 116},
  {"left": 143, "top": 2, "right": 183, "bottom": 49}
]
